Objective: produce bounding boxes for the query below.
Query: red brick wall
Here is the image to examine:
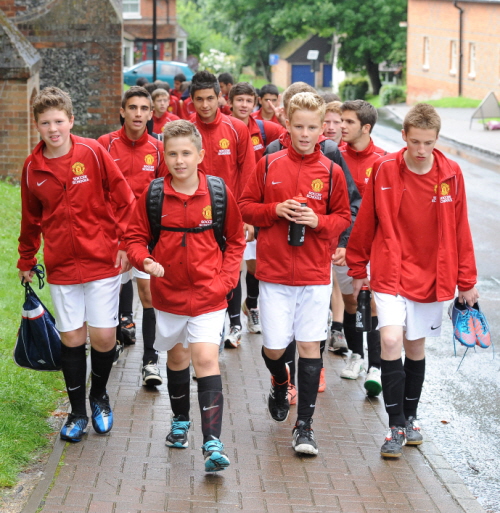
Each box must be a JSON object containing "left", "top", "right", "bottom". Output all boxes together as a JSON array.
[{"left": 407, "top": 0, "right": 500, "bottom": 102}]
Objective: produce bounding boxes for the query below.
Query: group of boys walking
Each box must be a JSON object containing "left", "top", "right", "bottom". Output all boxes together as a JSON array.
[{"left": 17, "top": 69, "right": 479, "bottom": 471}]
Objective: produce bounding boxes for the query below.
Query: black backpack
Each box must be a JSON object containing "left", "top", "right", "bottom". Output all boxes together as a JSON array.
[{"left": 146, "top": 175, "right": 227, "bottom": 253}]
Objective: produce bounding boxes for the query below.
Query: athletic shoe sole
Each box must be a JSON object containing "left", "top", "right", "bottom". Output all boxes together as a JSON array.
[
  {"left": 364, "top": 379, "right": 382, "bottom": 397},
  {"left": 293, "top": 442, "right": 319, "bottom": 455},
  {"left": 204, "top": 452, "right": 230, "bottom": 472}
]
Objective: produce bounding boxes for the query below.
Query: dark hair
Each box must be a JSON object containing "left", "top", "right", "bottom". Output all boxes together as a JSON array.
[
  {"left": 174, "top": 73, "right": 186, "bottom": 83},
  {"left": 259, "top": 84, "right": 279, "bottom": 98},
  {"left": 135, "top": 77, "right": 149, "bottom": 87},
  {"left": 154, "top": 79, "right": 170, "bottom": 91},
  {"left": 121, "top": 86, "right": 152, "bottom": 109},
  {"left": 218, "top": 72, "right": 234, "bottom": 85},
  {"left": 229, "top": 82, "right": 257, "bottom": 102},
  {"left": 144, "top": 83, "right": 157, "bottom": 95},
  {"left": 341, "top": 100, "right": 378, "bottom": 132},
  {"left": 321, "top": 92, "right": 341, "bottom": 103},
  {"left": 190, "top": 70, "right": 220, "bottom": 97}
]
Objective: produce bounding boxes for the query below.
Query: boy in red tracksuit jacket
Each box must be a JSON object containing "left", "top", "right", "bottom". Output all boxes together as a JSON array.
[
  {"left": 189, "top": 70, "right": 255, "bottom": 348},
  {"left": 239, "top": 92, "right": 351, "bottom": 456},
  {"left": 151, "top": 88, "right": 180, "bottom": 135},
  {"left": 228, "top": 81, "right": 285, "bottom": 336},
  {"left": 346, "top": 103, "right": 479, "bottom": 458},
  {"left": 125, "top": 120, "right": 245, "bottom": 471},
  {"left": 18, "top": 87, "right": 135, "bottom": 443},
  {"left": 98, "top": 86, "right": 167, "bottom": 387},
  {"left": 335, "top": 100, "right": 386, "bottom": 392}
]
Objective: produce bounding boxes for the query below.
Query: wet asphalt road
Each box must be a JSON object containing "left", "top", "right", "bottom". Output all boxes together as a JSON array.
[{"left": 372, "top": 121, "right": 500, "bottom": 513}]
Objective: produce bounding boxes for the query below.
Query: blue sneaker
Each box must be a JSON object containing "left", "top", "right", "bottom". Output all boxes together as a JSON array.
[
  {"left": 470, "top": 302, "right": 492, "bottom": 348},
  {"left": 165, "top": 416, "right": 191, "bottom": 448},
  {"left": 201, "top": 438, "right": 230, "bottom": 472},
  {"left": 60, "top": 414, "right": 88, "bottom": 442},
  {"left": 89, "top": 393, "right": 113, "bottom": 434},
  {"left": 448, "top": 298, "right": 476, "bottom": 347}
]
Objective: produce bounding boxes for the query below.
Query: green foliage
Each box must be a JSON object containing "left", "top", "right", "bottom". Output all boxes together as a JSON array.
[
  {"left": 424, "top": 97, "right": 481, "bottom": 108},
  {"left": 366, "top": 94, "right": 382, "bottom": 108},
  {"left": 380, "top": 84, "right": 406, "bottom": 105},
  {"left": 0, "top": 180, "right": 64, "bottom": 487},
  {"left": 339, "top": 77, "right": 370, "bottom": 101}
]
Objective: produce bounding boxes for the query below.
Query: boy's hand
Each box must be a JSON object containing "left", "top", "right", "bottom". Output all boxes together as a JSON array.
[
  {"left": 459, "top": 286, "right": 479, "bottom": 306},
  {"left": 276, "top": 199, "right": 303, "bottom": 221},
  {"left": 293, "top": 206, "right": 318, "bottom": 229},
  {"left": 144, "top": 258, "right": 164, "bottom": 277},
  {"left": 243, "top": 223, "right": 255, "bottom": 242},
  {"left": 332, "top": 248, "right": 347, "bottom": 266},
  {"left": 268, "top": 99, "right": 286, "bottom": 127},
  {"left": 352, "top": 277, "right": 370, "bottom": 300},
  {"left": 18, "top": 269, "right": 34, "bottom": 283},
  {"left": 115, "top": 249, "right": 131, "bottom": 273}
]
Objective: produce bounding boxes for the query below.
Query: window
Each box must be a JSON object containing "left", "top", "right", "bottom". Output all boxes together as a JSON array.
[
  {"left": 123, "top": 0, "right": 140, "bottom": 19},
  {"left": 468, "top": 43, "right": 476, "bottom": 78},
  {"left": 449, "top": 40, "right": 458, "bottom": 75},
  {"left": 423, "top": 37, "right": 430, "bottom": 70}
]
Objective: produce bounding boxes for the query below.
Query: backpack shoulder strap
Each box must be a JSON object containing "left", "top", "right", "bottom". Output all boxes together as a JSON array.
[
  {"left": 146, "top": 177, "right": 165, "bottom": 252},
  {"left": 255, "top": 119, "right": 266, "bottom": 146},
  {"left": 207, "top": 175, "right": 227, "bottom": 252}
]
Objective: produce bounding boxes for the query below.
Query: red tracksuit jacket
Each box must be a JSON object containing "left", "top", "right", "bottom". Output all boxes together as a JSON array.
[
  {"left": 125, "top": 172, "right": 246, "bottom": 316},
  {"left": 346, "top": 148, "right": 477, "bottom": 301},
  {"left": 18, "top": 135, "right": 135, "bottom": 284},
  {"left": 191, "top": 110, "right": 255, "bottom": 200},
  {"left": 152, "top": 111, "right": 180, "bottom": 135},
  {"left": 239, "top": 144, "right": 351, "bottom": 286},
  {"left": 247, "top": 115, "right": 285, "bottom": 163}
]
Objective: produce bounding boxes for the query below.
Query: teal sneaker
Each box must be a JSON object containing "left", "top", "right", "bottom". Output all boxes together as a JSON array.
[
  {"left": 470, "top": 302, "right": 491, "bottom": 348},
  {"left": 165, "top": 416, "right": 191, "bottom": 448},
  {"left": 60, "top": 413, "right": 88, "bottom": 442},
  {"left": 201, "top": 438, "right": 230, "bottom": 472}
]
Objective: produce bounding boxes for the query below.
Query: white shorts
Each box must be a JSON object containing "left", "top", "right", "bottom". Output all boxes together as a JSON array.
[
  {"left": 333, "top": 262, "right": 371, "bottom": 295},
  {"left": 154, "top": 308, "right": 226, "bottom": 352},
  {"left": 259, "top": 282, "right": 330, "bottom": 349},
  {"left": 373, "top": 292, "right": 444, "bottom": 340},
  {"left": 120, "top": 266, "right": 150, "bottom": 284},
  {"left": 243, "top": 240, "right": 256, "bottom": 261},
  {"left": 50, "top": 274, "right": 121, "bottom": 332}
]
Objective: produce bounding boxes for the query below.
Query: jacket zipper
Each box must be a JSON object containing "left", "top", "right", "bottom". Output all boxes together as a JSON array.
[
  {"left": 291, "top": 156, "right": 305, "bottom": 285},
  {"left": 63, "top": 183, "right": 80, "bottom": 282}
]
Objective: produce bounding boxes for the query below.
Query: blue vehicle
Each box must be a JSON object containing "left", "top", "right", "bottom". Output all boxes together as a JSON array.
[{"left": 123, "top": 60, "right": 193, "bottom": 87}]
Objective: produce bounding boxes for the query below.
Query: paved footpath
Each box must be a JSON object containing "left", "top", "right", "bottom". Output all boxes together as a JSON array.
[{"left": 23, "top": 315, "right": 485, "bottom": 513}]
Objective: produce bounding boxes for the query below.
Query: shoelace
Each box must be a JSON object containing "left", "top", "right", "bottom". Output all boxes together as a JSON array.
[
  {"left": 249, "top": 309, "right": 260, "bottom": 325},
  {"left": 204, "top": 439, "right": 223, "bottom": 452},
  {"left": 144, "top": 364, "right": 159, "bottom": 374},
  {"left": 171, "top": 421, "right": 190, "bottom": 435},
  {"left": 346, "top": 357, "right": 358, "bottom": 371}
]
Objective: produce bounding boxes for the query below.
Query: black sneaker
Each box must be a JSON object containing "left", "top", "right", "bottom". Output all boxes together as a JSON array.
[
  {"left": 292, "top": 418, "right": 318, "bottom": 455},
  {"left": 142, "top": 362, "right": 163, "bottom": 387},
  {"left": 60, "top": 413, "right": 88, "bottom": 442},
  {"left": 113, "top": 341, "right": 123, "bottom": 366},
  {"left": 268, "top": 376, "right": 290, "bottom": 422},
  {"left": 120, "top": 315, "right": 136, "bottom": 345},
  {"left": 405, "top": 416, "right": 423, "bottom": 445},
  {"left": 380, "top": 426, "right": 407, "bottom": 458}
]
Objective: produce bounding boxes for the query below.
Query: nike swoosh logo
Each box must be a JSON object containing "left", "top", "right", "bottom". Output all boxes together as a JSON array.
[
  {"left": 272, "top": 181, "right": 281, "bottom": 185},
  {"left": 37, "top": 180, "right": 47, "bottom": 186},
  {"left": 431, "top": 325, "right": 441, "bottom": 330},
  {"left": 309, "top": 404, "right": 316, "bottom": 408},
  {"left": 161, "top": 214, "right": 168, "bottom": 217},
  {"left": 405, "top": 397, "right": 419, "bottom": 401},
  {"left": 171, "top": 395, "right": 185, "bottom": 400},
  {"left": 385, "top": 403, "right": 398, "bottom": 408},
  {"left": 381, "top": 187, "right": 391, "bottom": 190},
  {"left": 68, "top": 386, "right": 80, "bottom": 391},
  {"left": 203, "top": 405, "right": 219, "bottom": 411}
]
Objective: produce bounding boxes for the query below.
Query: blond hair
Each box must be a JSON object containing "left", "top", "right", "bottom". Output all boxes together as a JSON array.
[
  {"left": 287, "top": 92, "right": 326, "bottom": 123},
  {"left": 403, "top": 103, "right": 441, "bottom": 135},
  {"left": 152, "top": 88, "right": 170, "bottom": 101},
  {"left": 32, "top": 87, "right": 73, "bottom": 122},
  {"left": 162, "top": 120, "right": 202, "bottom": 152},
  {"left": 325, "top": 101, "right": 342, "bottom": 116}
]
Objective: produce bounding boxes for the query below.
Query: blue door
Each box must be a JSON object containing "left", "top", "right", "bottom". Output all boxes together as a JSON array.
[
  {"left": 291, "top": 65, "right": 315, "bottom": 86},
  {"left": 323, "top": 64, "right": 332, "bottom": 87}
]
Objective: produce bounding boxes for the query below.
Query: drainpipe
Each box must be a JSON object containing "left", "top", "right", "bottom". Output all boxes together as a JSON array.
[
  {"left": 454, "top": 1, "right": 463, "bottom": 97},
  {"left": 153, "top": 0, "right": 157, "bottom": 81}
]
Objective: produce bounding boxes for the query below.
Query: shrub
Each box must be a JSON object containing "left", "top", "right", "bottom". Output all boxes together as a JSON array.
[
  {"left": 380, "top": 85, "right": 406, "bottom": 105},
  {"left": 339, "top": 77, "right": 369, "bottom": 101}
]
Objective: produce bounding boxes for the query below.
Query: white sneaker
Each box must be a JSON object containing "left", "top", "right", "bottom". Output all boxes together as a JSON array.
[
  {"left": 142, "top": 362, "right": 163, "bottom": 386},
  {"left": 328, "top": 330, "right": 348, "bottom": 354},
  {"left": 242, "top": 302, "right": 262, "bottom": 334},
  {"left": 224, "top": 325, "right": 242, "bottom": 348},
  {"left": 340, "top": 353, "right": 364, "bottom": 379},
  {"left": 364, "top": 366, "right": 382, "bottom": 396}
]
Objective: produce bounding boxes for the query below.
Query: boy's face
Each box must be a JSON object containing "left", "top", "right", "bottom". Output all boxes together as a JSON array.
[
  {"left": 323, "top": 111, "right": 342, "bottom": 144},
  {"left": 164, "top": 136, "right": 205, "bottom": 183},
  {"left": 402, "top": 127, "right": 438, "bottom": 167},
  {"left": 260, "top": 93, "right": 278, "bottom": 116},
  {"left": 341, "top": 110, "right": 370, "bottom": 145},
  {"left": 230, "top": 94, "right": 256, "bottom": 121},
  {"left": 120, "top": 95, "right": 152, "bottom": 138},
  {"left": 192, "top": 88, "right": 220, "bottom": 123},
  {"left": 153, "top": 94, "right": 170, "bottom": 115},
  {"left": 219, "top": 82, "right": 231, "bottom": 96},
  {"left": 35, "top": 108, "right": 74, "bottom": 156},
  {"left": 286, "top": 109, "right": 325, "bottom": 155},
  {"left": 174, "top": 80, "right": 182, "bottom": 91}
]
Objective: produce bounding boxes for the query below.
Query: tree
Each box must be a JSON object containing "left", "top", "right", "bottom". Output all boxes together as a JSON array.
[{"left": 270, "top": 0, "right": 407, "bottom": 94}]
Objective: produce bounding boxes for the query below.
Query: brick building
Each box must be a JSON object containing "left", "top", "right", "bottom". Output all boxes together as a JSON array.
[{"left": 407, "top": 0, "right": 500, "bottom": 103}]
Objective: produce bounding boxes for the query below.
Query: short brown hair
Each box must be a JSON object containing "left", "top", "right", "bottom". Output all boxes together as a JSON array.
[
  {"left": 152, "top": 88, "right": 170, "bottom": 101},
  {"left": 287, "top": 92, "right": 326, "bottom": 123},
  {"left": 403, "top": 103, "right": 441, "bottom": 135},
  {"left": 229, "top": 82, "right": 257, "bottom": 103},
  {"left": 32, "top": 86, "right": 73, "bottom": 122},
  {"left": 341, "top": 100, "right": 377, "bottom": 133},
  {"left": 163, "top": 119, "right": 203, "bottom": 152},
  {"left": 282, "top": 82, "right": 316, "bottom": 112},
  {"left": 121, "top": 86, "right": 152, "bottom": 109},
  {"left": 325, "top": 101, "right": 342, "bottom": 116}
]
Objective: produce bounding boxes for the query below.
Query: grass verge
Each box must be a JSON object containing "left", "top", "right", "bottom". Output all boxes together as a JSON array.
[
  {"left": 425, "top": 97, "right": 481, "bottom": 108},
  {"left": 0, "top": 180, "right": 65, "bottom": 487}
]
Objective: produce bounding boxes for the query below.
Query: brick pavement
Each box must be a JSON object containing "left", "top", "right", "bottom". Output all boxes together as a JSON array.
[{"left": 33, "top": 319, "right": 484, "bottom": 513}]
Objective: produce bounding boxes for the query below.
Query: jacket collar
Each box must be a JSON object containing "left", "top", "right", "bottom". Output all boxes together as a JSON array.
[
  {"left": 344, "top": 137, "right": 376, "bottom": 159},
  {"left": 118, "top": 125, "right": 150, "bottom": 147},
  {"left": 286, "top": 142, "right": 322, "bottom": 164},
  {"left": 395, "top": 147, "right": 457, "bottom": 182},
  {"left": 30, "top": 135, "right": 77, "bottom": 171},
  {"left": 195, "top": 108, "right": 222, "bottom": 129},
  {"left": 164, "top": 171, "right": 208, "bottom": 197}
]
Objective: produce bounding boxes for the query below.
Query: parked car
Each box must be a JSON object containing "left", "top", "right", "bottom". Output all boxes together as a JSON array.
[{"left": 123, "top": 60, "right": 194, "bottom": 87}]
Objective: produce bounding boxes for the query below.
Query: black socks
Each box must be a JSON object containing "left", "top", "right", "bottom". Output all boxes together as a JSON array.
[
  {"left": 119, "top": 280, "right": 134, "bottom": 318},
  {"left": 197, "top": 375, "right": 223, "bottom": 443},
  {"left": 331, "top": 321, "right": 343, "bottom": 332},
  {"left": 90, "top": 345, "right": 116, "bottom": 399},
  {"left": 403, "top": 357, "right": 425, "bottom": 419},
  {"left": 167, "top": 366, "right": 191, "bottom": 419},
  {"left": 227, "top": 273, "right": 242, "bottom": 327},
  {"left": 344, "top": 311, "right": 364, "bottom": 356},
  {"left": 262, "top": 346, "right": 289, "bottom": 385},
  {"left": 297, "top": 357, "right": 322, "bottom": 422},
  {"left": 142, "top": 307, "right": 158, "bottom": 366},
  {"left": 61, "top": 343, "right": 87, "bottom": 417},
  {"left": 381, "top": 358, "right": 406, "bottom": 427},
  {"left": 367, "top": 316, "right": 381, "bottom": 369},
  {"left": 245, "top": 271, "right": 259, "bottom": 310}
]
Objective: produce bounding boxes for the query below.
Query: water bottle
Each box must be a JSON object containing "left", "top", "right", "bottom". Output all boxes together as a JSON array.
[
  {"left": 288, "top": 194, "right": 307, "bottom": 246},
  {"left": 356, "top": 285, "right": 372, "bottom": 332}
]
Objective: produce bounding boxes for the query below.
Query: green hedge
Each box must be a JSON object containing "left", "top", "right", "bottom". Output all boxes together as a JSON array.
[
  {"left": 380, "top": 84, "right": 406, "bottom": 105},
  {"left": 339, "top": 77, "right": 369, "bottom": 101}
]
